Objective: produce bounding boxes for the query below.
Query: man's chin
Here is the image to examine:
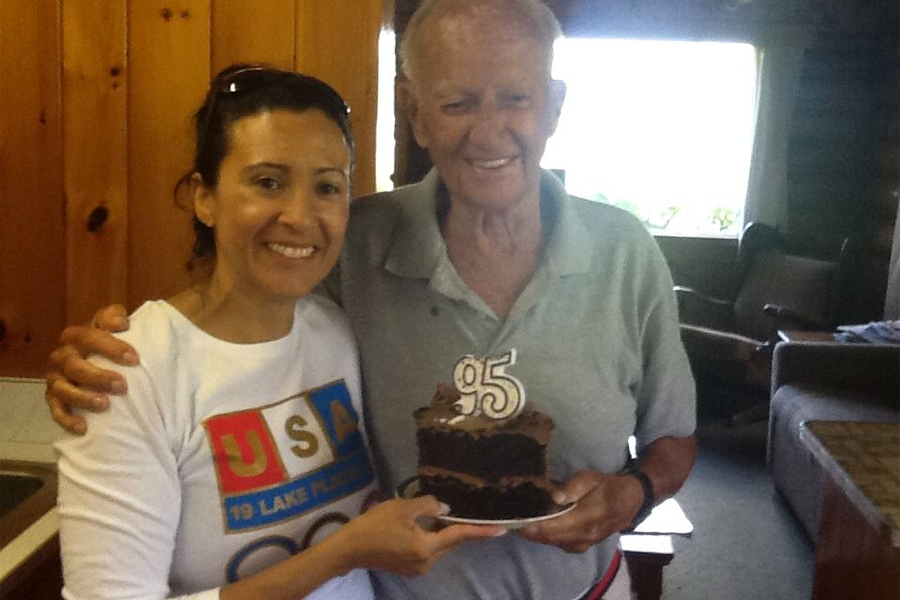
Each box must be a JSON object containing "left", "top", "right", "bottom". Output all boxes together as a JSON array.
[
  {"left": 456, "top": 185, "right": 535, "bottom": 212},
  {"left": 440, "top": 162, "right": 538, "bottom": 210}
]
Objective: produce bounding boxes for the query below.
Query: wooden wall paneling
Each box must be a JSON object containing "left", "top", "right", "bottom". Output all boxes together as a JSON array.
[
  {"left": 210, "top": 0, "right": 295, "bottom": 74},
  {"left": 62, "top": 1, "right": 129, "bottom": 325},
  {"left": 127, "top": 1, "right": 211, "bottom": 308},
  {"left": 787, "top": 28, "right": 900, "bottom": 321},
  {"left": 295, "top": 0, "right": 382, "bottom": 197},
  {"left": 873, "top": 36, "right": 900, "bottom": 258},
  {"left": 867, "top": 31, "right": 900, "bottom": 304},
  {"left": 788, "top": 36, "right": 875, "bottom": 235},
  {"left": 0, "top": 0, "right": 65, "bottom": 377}
]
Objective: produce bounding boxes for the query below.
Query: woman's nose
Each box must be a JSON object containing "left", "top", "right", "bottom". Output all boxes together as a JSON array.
[{"left": 278, "top": 191, "right": 314, "bottom": 227}]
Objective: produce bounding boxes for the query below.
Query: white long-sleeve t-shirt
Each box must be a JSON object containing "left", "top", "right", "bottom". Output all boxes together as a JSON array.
[{"left": 56, "top": 298, "right": 378, "bottom": 600}]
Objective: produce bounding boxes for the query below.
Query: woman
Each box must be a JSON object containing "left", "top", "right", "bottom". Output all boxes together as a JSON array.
[{"left": 56, "top": 64, "right": 501, "bottom": 600}]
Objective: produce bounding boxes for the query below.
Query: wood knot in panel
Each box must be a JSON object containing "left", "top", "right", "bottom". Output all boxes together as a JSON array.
[{"left": 86, "top": 206, "right": 109, "bottom": 233}]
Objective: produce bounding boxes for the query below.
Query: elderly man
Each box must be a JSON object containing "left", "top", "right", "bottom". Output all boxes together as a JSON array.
[{"left": 47, "top": 1, "right": 697, "bottom": 598}]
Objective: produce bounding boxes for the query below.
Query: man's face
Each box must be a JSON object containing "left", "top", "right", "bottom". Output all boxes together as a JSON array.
[{"left": 406, "top": 11, "right": 565, "bottom": 213}]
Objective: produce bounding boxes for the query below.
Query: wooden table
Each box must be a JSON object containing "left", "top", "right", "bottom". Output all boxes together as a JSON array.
[
  {"left": 620, "top": 498, "right": 693, "bottom": 600},
  {"left": 799, "top": 421, "right": 900, "bottom": 600}
]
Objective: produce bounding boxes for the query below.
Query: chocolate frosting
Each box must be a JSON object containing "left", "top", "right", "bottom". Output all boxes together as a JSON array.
[{"left": 414, "top": 382, "right": 553, "bottom": 444}]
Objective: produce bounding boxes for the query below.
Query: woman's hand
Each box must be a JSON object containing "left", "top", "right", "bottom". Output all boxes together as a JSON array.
[
  {"left": 333, "top": 496, "right": 505, "bottom": 577},
  {"left": 221, "top": 496, "right": 505, "bottom": 600},
  {"left": 516, "top": 470, "right": 642, "bottom": 553},
  {"left": 45, "top": 304, "right": 138, "bottom": 434}
]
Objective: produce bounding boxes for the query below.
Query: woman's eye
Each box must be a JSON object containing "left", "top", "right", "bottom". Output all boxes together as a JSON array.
[
  {"left": 316, "top": 181, "right": 344, "bottom": 196},
  {"left": 255, "top": 177, "right": 282, "bottom": 192}
]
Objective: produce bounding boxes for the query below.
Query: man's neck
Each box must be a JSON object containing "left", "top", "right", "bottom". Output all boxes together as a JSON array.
[{"left": 441, "top": 194, "right": 545, "bottom": 317}]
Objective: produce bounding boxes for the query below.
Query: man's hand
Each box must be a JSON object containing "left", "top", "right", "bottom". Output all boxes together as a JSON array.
[
  {"left": 45, "top": 304, "right": 137, "bottom": 435},
  {"left": 517, "top": 471, "right": 642, "bottom": 553},
  {"left": 519, "top": 435, "right": 697, "bottom": 553}
]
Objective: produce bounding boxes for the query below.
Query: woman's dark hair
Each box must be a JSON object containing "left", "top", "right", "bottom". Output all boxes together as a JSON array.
[{"left": 179, "top": 64, "right": 354, "bottom": 260}]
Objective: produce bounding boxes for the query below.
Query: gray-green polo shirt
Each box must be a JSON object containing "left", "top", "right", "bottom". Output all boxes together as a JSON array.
[{"left": 325, "top": 169, "right": 696, "bottom": 600}]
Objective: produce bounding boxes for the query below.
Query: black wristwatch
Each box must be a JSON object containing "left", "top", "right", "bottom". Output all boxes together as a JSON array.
[{"left": 618, "top": 465, "right": 655, "bottom": 532}]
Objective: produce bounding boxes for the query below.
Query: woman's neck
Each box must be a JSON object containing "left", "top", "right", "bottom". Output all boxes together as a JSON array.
[{"left": 167, "top": 275, "right": 296, "bottom": 344}]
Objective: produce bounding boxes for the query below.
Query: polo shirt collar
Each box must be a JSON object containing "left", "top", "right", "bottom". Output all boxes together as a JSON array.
[
  {"left": 383, "top": 168, "right": 593, "bottom": 281},
  {"left": 383, "top": 169, "right": 445, "bottom": 279},
  {"left": 540, "top": 170, "right": 593, "bottom": 277}
]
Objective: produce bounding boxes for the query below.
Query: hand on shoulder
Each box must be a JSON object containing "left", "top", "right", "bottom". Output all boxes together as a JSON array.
[{"left": 46, "top": 303, "right": 138, "bottom": 434}]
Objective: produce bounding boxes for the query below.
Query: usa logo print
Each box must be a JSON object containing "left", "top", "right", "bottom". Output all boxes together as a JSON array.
[{"left": 204, "top": 380, "right": 374, "bottom": 532}]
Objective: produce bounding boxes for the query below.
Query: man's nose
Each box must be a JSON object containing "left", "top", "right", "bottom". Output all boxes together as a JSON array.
[{"left": 469, "top": 102, "right": 507, "bottom": 146}]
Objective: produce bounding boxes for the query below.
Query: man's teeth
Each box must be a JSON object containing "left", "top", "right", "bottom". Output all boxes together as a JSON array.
[
  {"left": 268, "top": 243, "right": 314, "bottom": 258},
  {"left": 471, "top": 157, "right": 512, "bottom": 169}
]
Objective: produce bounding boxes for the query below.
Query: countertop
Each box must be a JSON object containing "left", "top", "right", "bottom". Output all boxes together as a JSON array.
[
  {"left": 1, "top": 377, "right": 64, "bottom": 463},
  {"left": 0, "top": 508, "right": 59, "bottom": 582}
]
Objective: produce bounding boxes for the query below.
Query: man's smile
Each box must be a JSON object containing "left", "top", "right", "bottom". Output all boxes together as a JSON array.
[{"left": 467, "top": 156, "right": 515, "bottom": 170}]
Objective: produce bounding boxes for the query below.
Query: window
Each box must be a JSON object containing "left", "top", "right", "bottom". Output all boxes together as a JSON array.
[
  {"left": 376, "top": 30, "right": 397, "bottom": 193},
  {"left": 543, "top": 38, "right": 758, "bottom": 237}
]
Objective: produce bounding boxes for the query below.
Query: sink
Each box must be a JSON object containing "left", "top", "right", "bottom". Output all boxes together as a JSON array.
[
  {"left": 1, "top": 473, "right": 44, "bottom": 519},
  {"left": 0, "top": 460, "right": 57, "bottom": 548}
]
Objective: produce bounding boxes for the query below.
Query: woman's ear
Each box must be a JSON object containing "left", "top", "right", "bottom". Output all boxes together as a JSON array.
[{"left": 191, "top": 173, "right": 216, "bottom": 228}]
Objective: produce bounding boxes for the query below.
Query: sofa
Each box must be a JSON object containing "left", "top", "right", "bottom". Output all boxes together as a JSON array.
[{"left": 767, "top": 341, "right": 900, "bottom": 541}]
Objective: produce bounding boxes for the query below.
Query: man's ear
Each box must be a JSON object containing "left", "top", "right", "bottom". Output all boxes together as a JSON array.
[
  {"left": 399, "top": 81, "right": 430, "bottom": 149},
  {"left": 546, "top": 79, "right": 567, "bottom": 136},
  {"left": 191, "top": 173, "right": 216, "bottom": 228}
]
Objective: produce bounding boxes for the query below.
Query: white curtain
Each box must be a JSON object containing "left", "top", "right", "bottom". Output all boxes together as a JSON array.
[{"left": 742, "top": 45, "right": 805, "bottom": 229}]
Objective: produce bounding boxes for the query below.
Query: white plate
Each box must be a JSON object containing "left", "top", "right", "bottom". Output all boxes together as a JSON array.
[{"left": 395, "top": 476, "right": 576, "bottom": 530}]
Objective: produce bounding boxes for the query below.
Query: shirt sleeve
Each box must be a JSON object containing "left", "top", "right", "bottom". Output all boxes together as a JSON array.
[
  {"left": 55, "top": 357, "right": 220, "bottom": 600},
  {"left": 633, "top": 239, "right": 697, "bottom": 450}
]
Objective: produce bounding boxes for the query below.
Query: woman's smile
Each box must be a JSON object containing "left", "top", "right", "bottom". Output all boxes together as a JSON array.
[{"left": 266, "top": 242, "right": 316, "bottom": 259}]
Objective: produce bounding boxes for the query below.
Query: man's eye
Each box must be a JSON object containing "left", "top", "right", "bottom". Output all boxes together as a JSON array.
[
  {"left": 441, "top": 100, "right": 471, "bottom": 114},
  {"left": 507, "top": 94, "right": 530, "bottom": 106}
]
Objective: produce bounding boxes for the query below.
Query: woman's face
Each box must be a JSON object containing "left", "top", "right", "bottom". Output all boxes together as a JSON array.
[{"left": 195, "top": 108, "right": 351, "bottom": 305}]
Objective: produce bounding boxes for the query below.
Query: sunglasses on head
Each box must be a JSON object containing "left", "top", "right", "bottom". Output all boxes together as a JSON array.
[
  {"left": 215, "top": 66, "right": 351, "bottom": 117},
  {"left": 198, "top": 66, "right": 351, "bottom": 149}
]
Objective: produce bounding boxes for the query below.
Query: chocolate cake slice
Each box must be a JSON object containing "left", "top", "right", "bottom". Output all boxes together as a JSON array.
[{"left": 414, "top": 383, "right": 555, "bottom": 519}]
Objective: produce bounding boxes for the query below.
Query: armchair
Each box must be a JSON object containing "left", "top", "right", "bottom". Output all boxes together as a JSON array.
[{"left": 675, "top": 222, "right": 853, "bottom": 425}]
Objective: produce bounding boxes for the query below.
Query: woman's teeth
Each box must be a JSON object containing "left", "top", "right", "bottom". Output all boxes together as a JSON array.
[
  {"left": 471, "top": 157, "right": 512, "bottom": 169},
  {"left": 268, "top": 243, "right": 314, "bottom": 258}
]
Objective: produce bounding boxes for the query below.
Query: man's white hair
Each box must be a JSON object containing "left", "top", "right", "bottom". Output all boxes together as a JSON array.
[{"left": 399, "top": 0, "right": 563, "bottom": 82}]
